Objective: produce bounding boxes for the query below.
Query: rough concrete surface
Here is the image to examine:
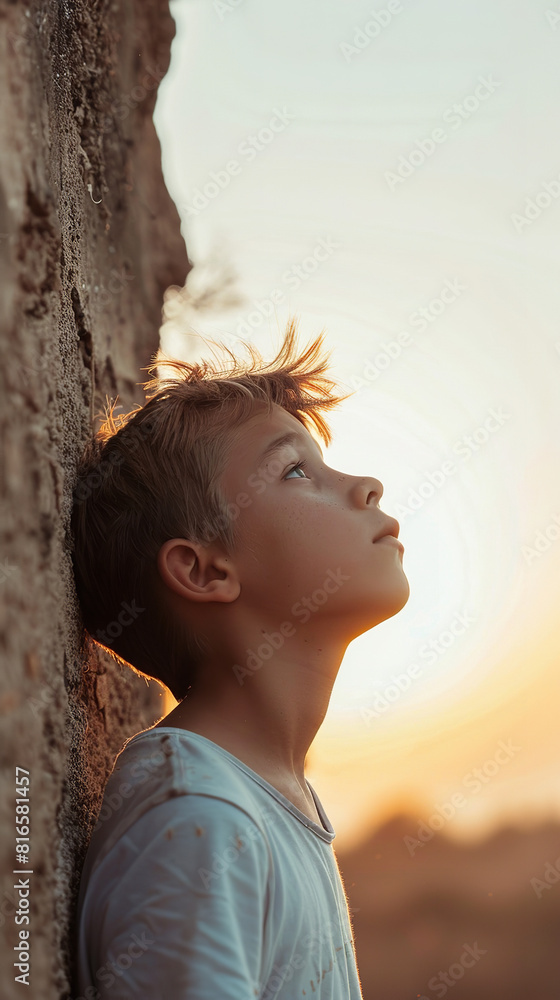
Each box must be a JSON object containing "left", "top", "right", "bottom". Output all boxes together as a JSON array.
[{"left": 0, "top": 1, "right": 189, "bottom": 996}]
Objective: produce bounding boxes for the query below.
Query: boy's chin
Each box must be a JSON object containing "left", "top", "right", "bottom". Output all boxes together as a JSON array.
[
  {"left": 392, "top": 574, "right": 411, "bottom": 612},
  {"left": 357, "top": 578, "right": 411, "bottom": 634}
]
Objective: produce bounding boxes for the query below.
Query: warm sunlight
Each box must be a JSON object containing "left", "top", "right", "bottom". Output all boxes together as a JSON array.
[{"left": 153, "top": 3, "right": 560, "bottom": 994}]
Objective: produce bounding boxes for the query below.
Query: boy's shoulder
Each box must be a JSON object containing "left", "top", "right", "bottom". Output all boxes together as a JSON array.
[
  {"left": 100, "top": 727, "right": 274, "bottom": 826},
  {"left": 84, "top": 728, "right": 275, "bottom": 877}
]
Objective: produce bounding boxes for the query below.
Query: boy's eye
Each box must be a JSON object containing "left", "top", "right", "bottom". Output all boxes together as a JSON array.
[{"left": 284, "top": 460, "right": 309, "bottom": 480}]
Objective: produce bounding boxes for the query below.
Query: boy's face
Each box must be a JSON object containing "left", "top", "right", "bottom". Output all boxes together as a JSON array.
[{"left": 219, "top": 403, "right": 410, "bottom": 640}]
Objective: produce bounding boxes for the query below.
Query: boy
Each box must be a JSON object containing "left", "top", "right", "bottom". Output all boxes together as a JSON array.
[{"left": 72, "top": 320, "right": 409, "bottom": 999}]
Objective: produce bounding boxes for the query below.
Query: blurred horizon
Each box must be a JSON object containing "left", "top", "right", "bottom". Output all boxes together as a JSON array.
[{"left": 153, "top": 0, "right": 560, "bottom": 858}]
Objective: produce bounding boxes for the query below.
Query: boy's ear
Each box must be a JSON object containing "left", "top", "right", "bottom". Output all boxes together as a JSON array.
[{"left": 157, "top": 538, "right": 240, "bottom": 604}]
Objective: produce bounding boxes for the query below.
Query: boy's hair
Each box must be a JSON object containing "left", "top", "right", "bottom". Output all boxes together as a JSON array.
[{"left": 70, "top": 319, "right": 350, "bottom": 701}]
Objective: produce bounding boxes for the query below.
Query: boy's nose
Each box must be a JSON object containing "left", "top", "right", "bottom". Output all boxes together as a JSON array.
[{"left": 351, "top": 476, "right": 383, "bottom": 507}]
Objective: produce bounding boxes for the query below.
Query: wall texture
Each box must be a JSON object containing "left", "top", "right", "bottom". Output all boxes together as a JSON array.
[{"left": 0, "top": 1, "right": 189, "bottom": 996}]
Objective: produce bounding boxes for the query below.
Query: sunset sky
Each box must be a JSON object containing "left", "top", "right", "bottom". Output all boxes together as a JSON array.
[{"left": 153, "top": 0, "right": 560, "bottom": 850}]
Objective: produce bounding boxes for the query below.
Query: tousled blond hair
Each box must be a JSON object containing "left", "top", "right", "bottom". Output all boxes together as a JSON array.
[{"left": 70, "top": 319, "right": 349, "bottom": 700}]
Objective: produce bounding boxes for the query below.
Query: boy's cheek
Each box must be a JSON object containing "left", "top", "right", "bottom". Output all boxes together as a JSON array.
[{"left": 247, "top": 473, "right": 266, "bottom": 494}]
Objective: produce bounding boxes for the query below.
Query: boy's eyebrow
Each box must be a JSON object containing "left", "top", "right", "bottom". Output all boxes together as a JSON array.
[{"left": 258, "top": 431, "right": 323, "bottom": 464}]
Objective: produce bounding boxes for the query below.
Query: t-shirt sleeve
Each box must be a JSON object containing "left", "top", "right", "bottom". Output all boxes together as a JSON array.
[{"left": 89, "top": 793, "right": 271, "bottom": 1000}]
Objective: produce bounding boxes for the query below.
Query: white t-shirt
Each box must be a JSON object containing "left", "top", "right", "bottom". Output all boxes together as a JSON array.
[{"left": 76, "top": 727, "right": 364, "bottom": 1000}]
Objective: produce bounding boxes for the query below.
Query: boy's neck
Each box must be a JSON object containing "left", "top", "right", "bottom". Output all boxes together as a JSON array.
[{"left": 154, "top": 639, "right": 348, "bottom": 791}]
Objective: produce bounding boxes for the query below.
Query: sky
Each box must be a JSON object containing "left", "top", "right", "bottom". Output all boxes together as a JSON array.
[{"left": 153, "top": 0, "right": 560, "bottom": 849}]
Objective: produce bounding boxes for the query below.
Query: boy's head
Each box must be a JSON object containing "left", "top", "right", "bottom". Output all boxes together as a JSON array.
[
  {"left": 71, "top": 322, "right": 344, "bottom": 698},
  {"left": 71, "top": 320, "right": 409, "bottom": 702}
]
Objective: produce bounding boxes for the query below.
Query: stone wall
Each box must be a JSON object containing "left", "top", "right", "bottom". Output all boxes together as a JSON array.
[{"left": 0, "top": 1, "right": 189, "bottom": 996}]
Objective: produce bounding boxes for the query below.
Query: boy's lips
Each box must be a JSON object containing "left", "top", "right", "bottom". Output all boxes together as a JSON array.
[
  {"left": 375, "top": 534, "right": 405, "bottom": 553},
  {"left": 372, "top": 517, "right": 400, "bottom": 543}
]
